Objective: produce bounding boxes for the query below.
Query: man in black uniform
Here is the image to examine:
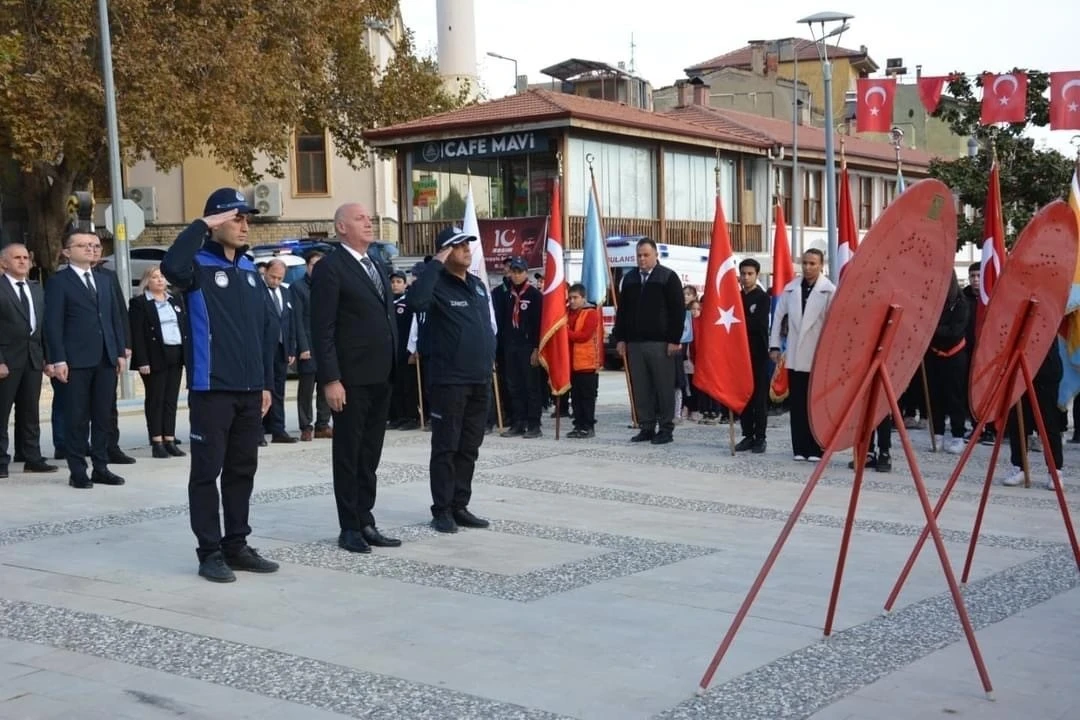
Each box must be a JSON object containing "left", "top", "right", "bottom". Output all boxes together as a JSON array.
[
  {"left": 735, "top": 259, "right": 770, "bottom": 453},
  {"left": 407, "top": 227, "right": 497, "bottom": 534},
  {"left": 389, "top": 270, "right": 420, "bottom": 430},
  {"left": 162, "top": 188, "right": 279, "bottom": 583},
  {"left": 493, "top": 256, "right": 543, "bottom": 438}
]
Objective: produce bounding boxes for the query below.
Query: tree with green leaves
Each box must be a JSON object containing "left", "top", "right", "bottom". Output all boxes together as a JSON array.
[
  {"left": 0, "top": 0, "right": 466, "bottom": 269},
  {"left": 929, "top": 69, "right": 1076, "bottom": 250}
]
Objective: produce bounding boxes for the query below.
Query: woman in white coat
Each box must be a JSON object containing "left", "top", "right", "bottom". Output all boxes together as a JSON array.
[{"left": 769, "top": 249, "right": 835, "bottom": 460}]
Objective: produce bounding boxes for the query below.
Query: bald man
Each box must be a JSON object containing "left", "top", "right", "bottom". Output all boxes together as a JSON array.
[{"left": 262, "top": 258, "right": 300, "bottom": 444}]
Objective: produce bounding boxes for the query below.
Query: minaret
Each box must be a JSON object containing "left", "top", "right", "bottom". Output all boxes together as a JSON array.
[{"left": 436, "top": 0, "right": 480, "bottom": 100}]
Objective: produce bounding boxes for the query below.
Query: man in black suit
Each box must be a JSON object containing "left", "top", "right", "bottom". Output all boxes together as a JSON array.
[
  {"left": 261, "top": 258, "right": 300, "bottom": 444},
  {"left": 44, "top": 229, "right": 128, "bottom": 488},
  {"left": 291, "top": 250, "right": 331, "bottom": 441},
  {"left": 311, "top": 203, "right": 401, "bottom": 554},
  {"left": 0, "top": 243, "right": 58, "bottom": 478}
]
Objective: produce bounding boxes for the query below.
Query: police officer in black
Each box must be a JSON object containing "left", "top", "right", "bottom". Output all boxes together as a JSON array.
[
  {"left": 407, "top": 227, "right": 497, "bottom": 534},
  {"left": 162, "top": 188, "right": 279, "bottom": 583}
]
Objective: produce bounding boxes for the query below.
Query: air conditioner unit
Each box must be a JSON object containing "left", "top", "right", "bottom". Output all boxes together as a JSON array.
[
  {"left": 253, "top": 182, "right": 283, "bottom": 217},
  {"left": 126, "top": 186, "right": 158, "bottom": 223}
]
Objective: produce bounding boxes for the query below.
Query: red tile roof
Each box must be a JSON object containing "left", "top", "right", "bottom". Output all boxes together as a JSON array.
[
  {"left": 686, "top": 40, "right": 874, "bottom": 74},
  {"left": 364, "top": 89, "right": 772, "bottom": 150},
  {"left": 663, "top": 104, "right": 936, "bottom": 169}
]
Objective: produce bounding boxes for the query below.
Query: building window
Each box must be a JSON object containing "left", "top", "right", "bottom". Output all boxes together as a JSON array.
[
  {"left": 882, "top": 179, "right": 898, "bottom": 209},
  {"left": 567, "top": 138, "right": 655, "bottom": 218},
  {"left": 803, "top": 170, "right": 822, "bottom": 227},
  {"left": 858, "top": 176, "right": 873, "bottom": 229},
  {"left": 663, "top": 152, "right": 737, "bottom": 222},
  {"left": 773, "top": 166, "right": 793, "bottom": 221},
  {"left": 295, "top": 123, "right": 328, "bottom": 195}
]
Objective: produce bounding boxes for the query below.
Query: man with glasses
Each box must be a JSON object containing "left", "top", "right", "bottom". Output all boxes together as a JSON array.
[{"left": 44, "top": 228, "right": 128, "bottom": 489}]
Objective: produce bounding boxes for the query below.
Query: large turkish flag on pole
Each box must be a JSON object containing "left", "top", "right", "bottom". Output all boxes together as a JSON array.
[
  {"left": 855, "top": 78, "right": 896, "bottom": 133},
  {"left": 538, "top": 178, "right": 571, "bottom": 396}
]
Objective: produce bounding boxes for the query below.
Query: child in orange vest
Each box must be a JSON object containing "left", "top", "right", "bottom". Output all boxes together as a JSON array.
[{"left": 567, "top": 283, "right": 603, "bottom": 438}]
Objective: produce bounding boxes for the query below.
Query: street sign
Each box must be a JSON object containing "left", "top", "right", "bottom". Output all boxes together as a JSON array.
[{"left": 104, "top": 198, "right": 145, "bottom": 240}]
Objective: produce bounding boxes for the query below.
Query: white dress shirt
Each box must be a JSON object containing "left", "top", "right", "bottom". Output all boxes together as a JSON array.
[{"left": 5, "top": 273, "right": 36, "bottom": 333}]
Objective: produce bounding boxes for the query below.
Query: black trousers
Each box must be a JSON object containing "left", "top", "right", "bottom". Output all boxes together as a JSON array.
[
  {"left": 140, "top": 346, "right": 183, "bottom": 439},
  {"left": 740, "top": 355, "right": 769, "bottom": 441},
  {"left": 188, "top": 391, "right": 262, "bottom": 561},
  {"left": 0, "top": 362, "right": 45, "bottom": 465},
  {"left": 1008, "top": 382, "right": 1063, "bottom": 470},
  {"left": 787, "top": 370, "right": 822, "bottom": 458},
  {"left": 627, "top": 341, "right": 676, "bottom": 433},
  {"left": 504, "top": 345, "right": 541, "bottom": 429},
  {"left": 65, "top": 354, "right": 117, "bottom": 477},
  {"left": 388, "top": 359, "right": 419, "bottom": 424},
  {"left": 865, "top": 417, "right": 893, "bottom": 455},
  {"left": 262, "top": 346, "right": 288, "bottom": 436},
  {"left": 926, "top": 350, "right": 968, "bottom": 438},
  {"left": 429, "top": 383, "right": 488, "bottom": 515},
  {"left": 332, "top": 381, "right": 391, "bottom": 530},
  {"left": 297, "top": 372, "right": 331, "bottom": 431},
  {"left": 570, "top": 371, "right": 599, "bottom": 430},
  {"left": 900, "top": 379, "right": 927, "bottom": 419}
]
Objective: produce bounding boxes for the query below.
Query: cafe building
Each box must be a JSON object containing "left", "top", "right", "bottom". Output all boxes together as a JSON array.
[{"left": 363, "top": 85, "right": 934, "bottom": 262}]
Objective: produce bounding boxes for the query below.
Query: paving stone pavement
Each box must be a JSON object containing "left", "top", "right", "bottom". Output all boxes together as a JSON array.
[{"left": 1, "top": 374, "right": 1078, "bottom": 719}]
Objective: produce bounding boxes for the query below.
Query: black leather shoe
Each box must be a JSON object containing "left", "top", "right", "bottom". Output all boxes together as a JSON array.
[
  {"left": 0, "top": 465, "right": 7, "bottom": 479},
  {"left": 848, "top": 453, "right": 877, "bottom": 470},
  {"left": 338, "top": 529, "right": 371, "bottom": 553},
  {"left": 164, "top": 441, "right": 186, "bottom": 457},
  {"left": 875, "top": 453, "right": 892, "bottom": 473},
  {"left": 224, "top": 546, "right": 279, "bottom": 573},
  {"left": 453, "top": 508, "right": 490, "bottom": 529},
  {"left": 91, "top": 468, "right": 125, "bottom": 486},
  {"left": 259, "top": 438, "right": 268, "bottom": 447},
  {"left": 431, "top": 514, "right": 458, "bottom": 534},
  {"left": 522, "top": 427, "right": 542, "bottom": 439},
  {"left": 360, "top": 525, "right": 402, "bottom": 547},
  {"left": 198, "top": 552, "right": 236, "bottom": 583},
  {"left": 751, "top": 439, "right": 767, "bottom": 454},
  {"left": 151, "top": 442, "right": 170, "bottom": 459},
  {"left": 734, "top": 436, "right": 755, "bottom": 452},
  {"left": 271, "top": 434, "right": 299, "bottom": 444},
  {"left": 500, "top": 426, "right": 525, "bottom": 438},
  {"left": 108, "top": 450, "right": 136, "bottom": 465},
  {"left": 23, "top": 460, "right": 58, "bottom": 473},
  {"left": 650, "top": 432, "right": 673, "bottom": 445},
  {"left": 630, "top": 429, "right": 655, "bottom": 443},
  {"left": 69, "top": 475, "right": 93, "bottom": 489}
]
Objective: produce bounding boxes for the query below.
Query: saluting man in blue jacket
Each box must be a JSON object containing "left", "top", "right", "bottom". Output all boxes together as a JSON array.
[{"left": 162, "top": 188, "right": 279, "bottom": 583}]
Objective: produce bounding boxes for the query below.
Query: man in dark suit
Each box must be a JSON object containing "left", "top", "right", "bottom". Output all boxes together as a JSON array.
[
  {"left": 311, "top": 203, "right": 400, "bottom": 554},
  {"left": 0, "top": 243, "right": 58, "bottom": 478},
  {"left": 291, "top": 250, "right": 331, "bottom": 441},
  {"left": 44, "top": 228, "right": 128, "bottom": 488},
  {"left": 261, "top": 258, "right": 300, "bottom": 444}
]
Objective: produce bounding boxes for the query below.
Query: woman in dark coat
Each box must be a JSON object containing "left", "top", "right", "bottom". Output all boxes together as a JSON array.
[{"left": 129, "top": 266, "right": 187, "bottom": 458}]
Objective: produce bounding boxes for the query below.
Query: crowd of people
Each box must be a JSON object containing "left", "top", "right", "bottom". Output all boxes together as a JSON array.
[{"left": 1, "top": 193, "right": 1070, "bottom": 583}]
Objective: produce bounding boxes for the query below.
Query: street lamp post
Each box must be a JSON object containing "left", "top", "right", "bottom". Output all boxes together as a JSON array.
[
  {"left": 486, "top": 51, "right": 519, "bottom": 95},
  {"left": 798, "top": 11, "right": 853, "bottom": 281}
]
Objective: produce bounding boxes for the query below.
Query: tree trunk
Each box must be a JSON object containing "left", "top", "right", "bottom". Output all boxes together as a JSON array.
[{"left": 22, "top": 162, "right": 78, "bottom": 274}]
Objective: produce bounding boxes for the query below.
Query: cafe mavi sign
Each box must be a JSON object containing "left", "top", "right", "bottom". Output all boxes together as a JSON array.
[{"left": 414, "top": 132, "right": 551, "bottom": 164}]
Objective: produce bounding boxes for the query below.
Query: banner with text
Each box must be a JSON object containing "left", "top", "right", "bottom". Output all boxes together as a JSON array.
[{"left": 479, "top": 216, "right": 548, "bottom": 273}]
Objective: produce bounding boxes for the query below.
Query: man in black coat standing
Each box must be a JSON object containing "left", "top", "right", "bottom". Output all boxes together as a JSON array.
[
  {"left": 291, "top": 250, "right": 331, "bottom": 441},
  {"left": 311, "top": 203, "right": 401, "bottom": 554},
  {"left": 261, "top": 258, "right": 300, "bottom": 444},
  {"left": 44, "top": 228, "right": 128, "bottom": 489},
  {"left": 735, "top": 259, "right": 770, "bottom": 453},
  {"left": 0, "top": 243, "right": 57, "bottom": 478},
  {"left": 493, "top": 256, "right": 543, "bottom": 438}
]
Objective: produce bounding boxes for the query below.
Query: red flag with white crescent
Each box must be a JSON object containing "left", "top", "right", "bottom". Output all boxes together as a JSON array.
[
  {"left": 1049, "top": 71, "right": 1080, "bottom": 131},
  {"left": 977, "top": 160, "right": 1006, "bottom": 329},
  {"left": 980, "top": 72, "right": 1028, "bottom": 125},
  {"left": 538, "top": 179, "right": 571, "bottom": 395},
  {"left": 855, "top": 78, "right": 896, "bottom": 133},
  {"left": 836, "top": 166, "right": 859, "bottom": 281},
  {"left": 694, "top": 195, "right": 753, "bottom": 414}
]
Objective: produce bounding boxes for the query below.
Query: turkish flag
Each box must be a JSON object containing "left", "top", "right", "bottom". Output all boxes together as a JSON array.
[
  {"left": 980, "top": 72, "right": 1028, "bottom": 125},
  {"left": 694, "top": 195, "right": 753, "bottom": 414},
  {"left": 1050, "top": 71, "right": 1080, "bottom": 131},
  {"left": 538, "top": 178, "right": 571, "bottom": 396},
  {"left": 855, "top": 78, "right": 895, "bottom": 133},
  {"left": 836, "top": 166, "right": 859, "bottom": 281},
  {"left": 977, "top": 160, "right": 1006, "bottom": 335},
  {"left": 917, "top": 76, "right": 948, "bottom": 114},
  {"left": 771, "top": 200, "right": 794, "bottom": 306}
]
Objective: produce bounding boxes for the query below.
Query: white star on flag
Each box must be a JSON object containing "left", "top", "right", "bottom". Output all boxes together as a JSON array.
[
  {"left": 869, "top": 106, "right": 880, "bottom": 116},
  {"left": 998, "top": 95, "right": 1010, "bottom": 105},
  {"left": 1070, "top": 102, "right": 1079, "bottom": 113},
  {"left": 716, "top": 305, "right": 741, "bottom": 332}
]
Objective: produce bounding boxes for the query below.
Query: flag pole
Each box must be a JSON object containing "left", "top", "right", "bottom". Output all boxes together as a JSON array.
[
  {"left": 715, "top": 149, "right": 737, "bottom": 456},
  {"left": 492, "top": 365, "right": 505, "bottom": 432},
  {"left": 588, "top": 153, "right": 638, "bottom": 429}
]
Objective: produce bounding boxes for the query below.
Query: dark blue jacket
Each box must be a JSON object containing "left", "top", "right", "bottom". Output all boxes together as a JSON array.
[
  {"left": 493, "top": 281, "right": 542, "bottom": 351},
  {"left": 44, "top": 266, "right": 127, "bottom": 369},
  {"left": 162, "top": 221, "right": 275, "bottom": 392},
  {"left": 406, "top": 260, "right": 496, "bottom": 385}
]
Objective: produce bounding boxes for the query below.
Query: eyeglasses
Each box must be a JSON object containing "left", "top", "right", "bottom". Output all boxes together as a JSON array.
[{"left": 69, "top": 244, "right": 102, "bottom": 250}]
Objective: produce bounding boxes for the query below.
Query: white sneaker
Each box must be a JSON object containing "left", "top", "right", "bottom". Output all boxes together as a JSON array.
[
  {"left": 930, "top": 435, "right": 945, "bottom": 452},
  {"left": 1046, "top": 471, "right": 1064, "bottom": 491},
  {"left": 945, "top": 437, "right": 966, "bottom": 454},
  {"left": 1001, "top": 467, "right": 1026, "bottom": 487},
  {"left": 793, "top": 455, "right": 807, "bottom": 462},
  {"left": 807, "top": 456, "right": 822, "bottom": 462}
]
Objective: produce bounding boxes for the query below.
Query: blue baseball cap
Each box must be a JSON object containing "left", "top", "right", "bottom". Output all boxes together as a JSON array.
[
  {"left": 203, "top": 187, "right": 259, "bottom": 216},
  {"left": 435, "top": 226, "right": 476, "bottom": 250},
  {"left": 508, "top": 256, "right": 528, "bottom": 271}
]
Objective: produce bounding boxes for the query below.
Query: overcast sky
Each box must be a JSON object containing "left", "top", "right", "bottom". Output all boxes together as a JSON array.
[{"left": 400, "top": 0, "right": 1080, "bottom": 157}]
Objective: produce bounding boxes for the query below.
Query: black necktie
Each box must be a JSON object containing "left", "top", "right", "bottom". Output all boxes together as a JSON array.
[
  {"left": 83, "top": 271, "right": 97, "bottom": 302},
  {"left": 361, "top": 256, "right": 384, "bottom": 298},
  {"left": 273, "top": 288, "right": 283, "bottom": 315},
  {"left": 16, "top": 281, "right": 31, "bottom": 331},
  {"left": 641, "top": 271, "right": 650, "bottom": 284}
]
